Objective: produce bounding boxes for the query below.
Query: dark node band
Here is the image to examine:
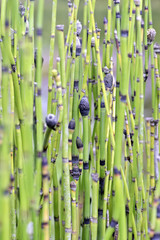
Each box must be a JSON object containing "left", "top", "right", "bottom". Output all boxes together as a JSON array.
[
  {"left": 144, "top": 45, "right": 148, "bottom": 50},
  {"left": 37, "top": 151, "right": 42, "bottom": 158},
  {"left": 100, "top": 160, "right": 105, "bottom": 166},
  {"left": 110, "top": 218, "right": 118, "bottom": 228},
  {"left": 116, "top": 12, "right": 121, "bottom": 19},
  {"left": 11, "top": 64, "right": 16, "bottom": 72},
  {"left": 119, "top": 92, "right": 127, "bottom": 103},
  {"left": 54, "top": 216, "right": 59, "bottom": 222},
  {"left": 42, "top": 156, "right": 48, "bottom": 166},
  {"left": 116, "top": 81, "right": 120, "bottom": 88},
  {"left": 121, "top": 30, "right": 128, "bottom": 37},
  {"left": 128, "top": 53, "right": 132, "bottom": 58},
  {"left": 112, "top": 190, "right": 115, "bottom": 196},
  {"left": 16, "top": 124, "right": 20, "bottom": 130},
  {"left": 74, "top": 80, "right": 79, "bottom": 89},
  {"left": 100, "top": 177, "right": 105, "bottom": 194},
  {"left": 10, "top": 175, "right": 15, "bottom": 182},
  {"left": 37, "top": 28, "right": 42, "bottom": 36},
  {"left": 126, "top": 204, "right": 129, "bottom": 214},
  {"left": 83, "top": 162, "right": 89, "bottom": 170},
  {"left": 51, "top": 158, "right": 56, "bottom": 164},
  {"left": 101, "top": 101, "right": 105, "bottom": 108},
  {"left": 42, "top": 173, "right": 48, "bottom": 179},
  {"left": 135, "top": 125, "right": 138, "bottom": 130},
  {"left": 127, "top": 156, "right": 130, "bottom": 162},
  {"left": 113, "top": 167, "right": 121, "bottom": 175},
  {"left": 98, "top": 209, "right": 103, "bottom": 216},
  {"left": 44, "top": 194, "right": 49, "bottom": 200},
  {"left": 41, "top": 222, "right": 48, "bottom": 228},
  {"left": 5, "top": 20, "right": 9, "bottom": 27},
  {"left": 37, "top": 88, "right": 42, "bottom": 96},
  {"left": 2, "top": 66, "right": 8, "bottom": 72},
  {"left": 84, "top": 218, "right": 90, "bottom": 224},
  {"left": 157, "top": 204, "right": 160, "bottom": 218},
  {"left": 132, "top": 177, "right": 135, "bottom": 183}
]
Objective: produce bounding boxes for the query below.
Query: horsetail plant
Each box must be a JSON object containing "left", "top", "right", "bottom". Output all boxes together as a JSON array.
[{"left": 0, "top": 0, "right": 160, "bottom": 239}]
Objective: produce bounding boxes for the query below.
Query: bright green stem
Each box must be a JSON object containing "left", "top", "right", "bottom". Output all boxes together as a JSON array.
[
  {"left": 82, "top": 116, "right": 90, "bottom": 240},
  {"left": 47, "top": 0, "right": 57, "bottom": 114},
  {"left": 57, "top": 27, "right": 71, "bottom": 240}
]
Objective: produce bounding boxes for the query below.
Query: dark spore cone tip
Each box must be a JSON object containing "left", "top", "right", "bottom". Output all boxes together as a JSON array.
[
  {"left": 70, "top": 37, "right": 82, "bottom": 57},
  {"left": 76, "top": 136, "right": 83, "bottom": 150},
  {"left": 79, "top": 96, "right": 90, "bottom": 117},
  {"left": 104, "top": 73, "right": 113, "bottom": 90},
  {"left": 147, "top": 28, "right": 156, "bottom": 46},
  {"left": 56, "top": 25, "right": 64, "bottom": 31},
  {"left": 45, "top": 114, "right": 57, "bottom": 130},
  {"left": 68, "top": 119, "right": 75, "bottom": 131}
]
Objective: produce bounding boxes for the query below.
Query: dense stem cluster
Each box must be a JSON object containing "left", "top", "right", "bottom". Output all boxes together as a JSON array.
[{"left": 0, "top": 0, "right": 160, "bottom": 239}]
